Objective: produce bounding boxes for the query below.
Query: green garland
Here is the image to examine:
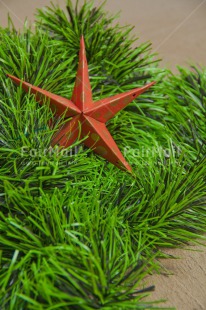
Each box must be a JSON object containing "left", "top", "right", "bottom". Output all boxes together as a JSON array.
[{"left": 0, "top": 1, "right": 205, "bottom": 309}]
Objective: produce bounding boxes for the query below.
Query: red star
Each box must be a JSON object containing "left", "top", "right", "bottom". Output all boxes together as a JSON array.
[{"left": 8, "top": 36, "right": 155, "bottom": 172}]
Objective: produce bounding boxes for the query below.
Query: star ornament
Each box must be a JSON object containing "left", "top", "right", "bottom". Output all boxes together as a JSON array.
[{"left": 8, "top": 36, "right": 155, "bottom": 172}]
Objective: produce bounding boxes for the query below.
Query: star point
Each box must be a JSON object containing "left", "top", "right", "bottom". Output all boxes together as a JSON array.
[
  {"left": 71, "top": 36, "right": 93, "bottom": 111},
  {"left": 7, "top": 37, "right": 155, "bottom": 172}
]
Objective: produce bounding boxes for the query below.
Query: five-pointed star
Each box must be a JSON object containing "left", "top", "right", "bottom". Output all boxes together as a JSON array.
[{"left": 8, "top": 36, "right": 155, "bottom": 172}]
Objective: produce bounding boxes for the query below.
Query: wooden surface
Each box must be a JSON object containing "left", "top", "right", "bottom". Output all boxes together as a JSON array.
[
  {"left": 0, "top": 1, "right": 206, "bottom": 309},
  {"left": 144, "top": 245, "right": 206, "bottom": 309},
  {"left": 0, "top": 0, "right": 206, "bottom": 71}
]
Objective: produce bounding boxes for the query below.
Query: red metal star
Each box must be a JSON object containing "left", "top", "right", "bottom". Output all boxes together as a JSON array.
[{"left": 8, "top": 36, "right": 155, "bottom": 172}]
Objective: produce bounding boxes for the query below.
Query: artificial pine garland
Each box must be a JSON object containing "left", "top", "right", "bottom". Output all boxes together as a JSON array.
[{"left": 0, "top": 1, "right": 205, "bottom": 309}]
